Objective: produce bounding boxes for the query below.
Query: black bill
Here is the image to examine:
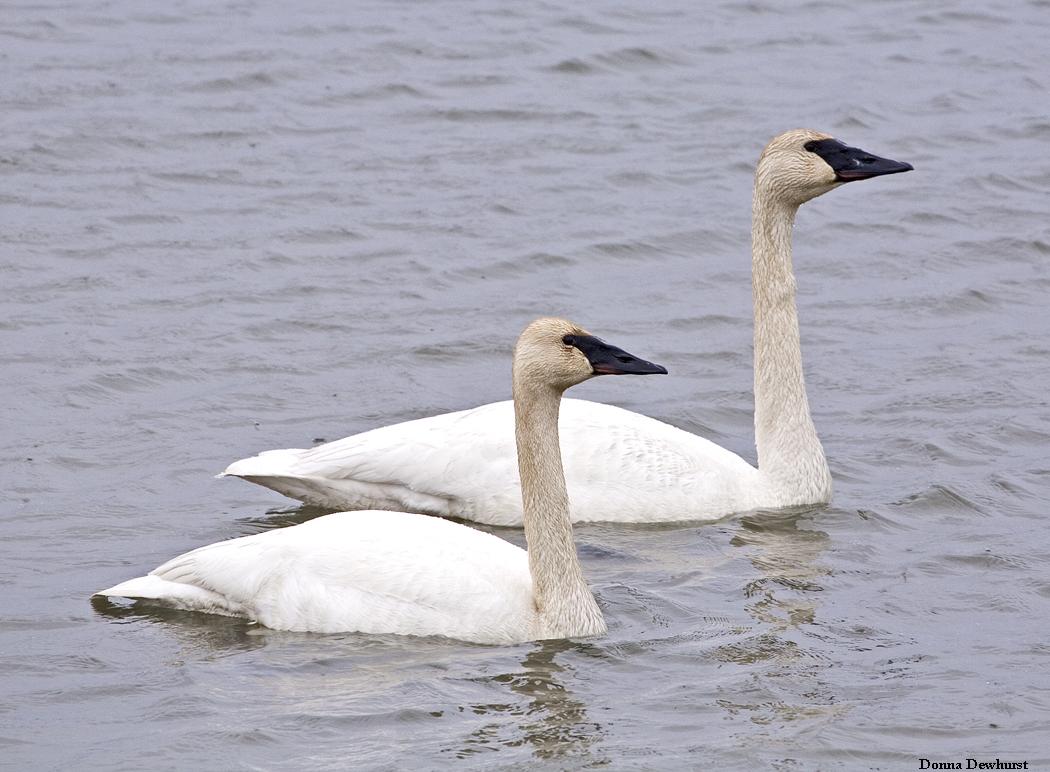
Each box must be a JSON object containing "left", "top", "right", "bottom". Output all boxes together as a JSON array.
[
  {"left": 564, "top": 334, "right": 668, "bottom": 376},
  {"left": 805, "top": 138, "right": 913, "bottom": 181}
]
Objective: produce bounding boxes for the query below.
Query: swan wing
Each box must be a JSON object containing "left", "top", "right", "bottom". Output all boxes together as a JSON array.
[
  {"left": 222, "top": 399, "right": 760, "bottom": 525},
  {"left": 558, "top": 400, "right": 760, "bottom": 523},
  {"left": 96, "top": 511, "right": 537, "bottom": 644},
  {"left": 221, "top": 402, "right": 516, "bottom": 518}
]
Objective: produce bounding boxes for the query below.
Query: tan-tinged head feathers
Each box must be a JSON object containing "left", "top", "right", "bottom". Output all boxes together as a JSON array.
[{"left": 756, "top": 128, "right": 912, "bottom": 207}]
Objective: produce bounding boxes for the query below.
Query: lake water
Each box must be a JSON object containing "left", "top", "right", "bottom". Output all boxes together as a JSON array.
[{"left": 3, "top": 0, "right": 1049, "bottom": 768}]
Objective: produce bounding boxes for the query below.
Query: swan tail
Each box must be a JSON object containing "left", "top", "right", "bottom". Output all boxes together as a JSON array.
[
  {"left": 221, "top": 449, "right": 457, "bottom": 514},
  {"left": 217, "top": 448, "right": 307, "bottom": 479},
  {"left": 95, "top": 575, "right": 246, "bottom": 617}
]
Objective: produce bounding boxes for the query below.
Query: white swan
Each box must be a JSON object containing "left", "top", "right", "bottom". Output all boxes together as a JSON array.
[
  {"left": 95, "top": 319, "right": 666, "bottom": 643},
  {"left": 222, "top": 129, "right": 912, "bottom": 525}
]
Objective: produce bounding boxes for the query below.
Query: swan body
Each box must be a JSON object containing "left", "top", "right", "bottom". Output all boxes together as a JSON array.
[
  {"left": 97, "top": 319, "right": 667, "bottom": 642},
  {"left": 223, "top": 129, "right": 912, "bottom": 525},
  {"left": 100, "top": 510, "right": 539, "bottom": 643},
  {"left": 224, "top": 399, "right": 763, "bottom": 526}
]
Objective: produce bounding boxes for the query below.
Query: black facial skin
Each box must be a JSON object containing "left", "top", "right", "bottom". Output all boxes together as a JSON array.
[
  {"left": 563, "top": 334, "right": 668, "bottom": 376},
  {"left": 804, "top": 138, "right": 913, "bottom": 181}
]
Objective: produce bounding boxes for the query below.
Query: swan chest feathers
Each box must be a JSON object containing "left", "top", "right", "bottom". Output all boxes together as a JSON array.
[
  {"left": 100, "top": 511, "right": 542, "bottom": 644},
  {"left": 224, "top": 399, "right": 762, "bottom": 525}
]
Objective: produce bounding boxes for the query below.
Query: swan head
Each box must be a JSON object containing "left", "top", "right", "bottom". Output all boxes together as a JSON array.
[
  {"left": 514, "top": 317, "right": 667, "bottom": 392},
  {"left": 756, "top": 128, "right": 913, "bottom": 206}
]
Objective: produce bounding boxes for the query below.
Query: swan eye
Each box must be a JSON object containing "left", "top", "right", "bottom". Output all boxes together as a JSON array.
[{"left": 563, "top": 335, "right": 577, "bottom": 347}]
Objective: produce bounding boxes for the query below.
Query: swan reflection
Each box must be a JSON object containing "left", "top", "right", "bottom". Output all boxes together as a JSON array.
[
  {"left": 450, "top": 639, "right": 604, "bottom": 762},
  {"left": 712, "top": 506, "right": 849, "bottom": 728},
  {"left": 731, "top": 506, "right": 831, "bottom": 632}
]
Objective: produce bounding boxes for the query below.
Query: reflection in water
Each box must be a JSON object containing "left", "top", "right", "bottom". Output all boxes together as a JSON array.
[
  {"left": 90, "top": 595, "right": 268, "bottom": 657},
  {"left": 451, "top": 639, "right": 604, "bottom": 762},
  {"left": 93, "top": 577, "right": 605, "bottom": 761},
  {"left": 731, "top": 507, "right": 830, "bottom": 632},
  {"left": 236, "top": 503, "right": 335, "bottom": 532},
  {"left": 713, "top": 507, "right": 849, "bottom": 729}
]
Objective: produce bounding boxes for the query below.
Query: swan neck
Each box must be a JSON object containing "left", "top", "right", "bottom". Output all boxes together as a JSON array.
[
  {"left": 512, "top": 375, "right": 603, "bottom": 637},
  {"left": 751, "top": 189, "right": 831, "bottom": 501}
]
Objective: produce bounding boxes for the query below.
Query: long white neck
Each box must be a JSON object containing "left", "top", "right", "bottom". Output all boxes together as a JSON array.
[
  {"left": 751, "top": 188, "right": 832, "bottom": 503},
  {"left": 512, "top": 377, "right": 605, "bottom": 639}
]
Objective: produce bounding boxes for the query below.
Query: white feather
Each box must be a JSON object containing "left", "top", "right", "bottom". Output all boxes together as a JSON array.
[
  {"left": 97, "top": 510, "right": 538, "bottom": 643},
  {"left": 222, "top": 399, "right": 761, "bottom": 525}
]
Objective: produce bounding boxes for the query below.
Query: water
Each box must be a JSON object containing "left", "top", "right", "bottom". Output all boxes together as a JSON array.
[{"left": 3, "top": 0, "right": 1049, "bottom": 768}]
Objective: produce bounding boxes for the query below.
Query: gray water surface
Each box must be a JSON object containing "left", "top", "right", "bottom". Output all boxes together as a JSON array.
[{"left": 3, "top": 0, "right": 1050, "bottom": 769}]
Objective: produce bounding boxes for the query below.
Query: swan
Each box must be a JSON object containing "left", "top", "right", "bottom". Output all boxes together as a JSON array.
[
  {"left": 95, "top": 319, "right": 667, "bottom": 643},
  {"left": 221, "top": 129, "right": 912, "bottom": 525}
]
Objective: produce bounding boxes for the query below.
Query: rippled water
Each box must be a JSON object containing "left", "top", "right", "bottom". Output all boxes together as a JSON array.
[{"left": 3, "top": 0, "right": 1049, "bottom": 768}]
